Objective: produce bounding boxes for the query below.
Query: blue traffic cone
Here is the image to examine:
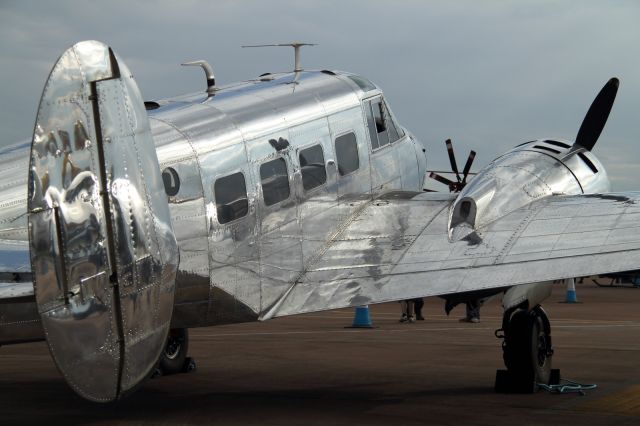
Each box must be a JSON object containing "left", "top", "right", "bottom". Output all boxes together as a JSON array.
[
  {"left": 565, "top": 278, "right": 577, "bottom": 303},
  {"left": 351, "top": 305, "right": 374, "bottom": 328}
]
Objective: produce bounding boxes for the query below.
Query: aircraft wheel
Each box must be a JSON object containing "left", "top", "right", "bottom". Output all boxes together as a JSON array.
[
  {"left": 159, "top": 328, "right": 189, "bottom": 375},
  {"left": 503, "top": 306, "right": 552, "bottom": 391}
]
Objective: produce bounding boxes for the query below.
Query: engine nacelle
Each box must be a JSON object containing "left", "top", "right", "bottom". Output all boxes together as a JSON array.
[{"left": 448, "top": 139, "right": 610, "bottom": 240}]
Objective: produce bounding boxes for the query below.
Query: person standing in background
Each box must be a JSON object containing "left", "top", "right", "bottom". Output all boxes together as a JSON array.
[
  {"left": 399, "top": 300, "right": 415, "bottom": 323},
  {"left": 413, "top": 298, "right": 424, "bottom": 320},
  {"left": 459, "top": 300, "right": 480, "bottom": 323}
]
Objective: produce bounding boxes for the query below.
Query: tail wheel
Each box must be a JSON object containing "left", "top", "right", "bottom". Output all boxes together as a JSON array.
[
  {"left": 503, "top": 306, "right": 553, "bottom": 390},
  {"left": 159, "top": 328, "right": 189, "bottom": 375}
]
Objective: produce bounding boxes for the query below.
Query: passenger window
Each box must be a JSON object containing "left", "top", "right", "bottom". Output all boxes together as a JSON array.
[
  {"left": 260, "top": 157, "right": 290, "bottom": 206},
  {"left": 215, "top": 172, "right": 248, "bottom": 224},
  {"left": 162, "top": 167, "right": 180, "bottom": 197},
  {"left": 335, "top": 132, "right": 359, "bottom": 176},
  {"left": 299, "top": 145, "right": 327, "bottom": 191}
]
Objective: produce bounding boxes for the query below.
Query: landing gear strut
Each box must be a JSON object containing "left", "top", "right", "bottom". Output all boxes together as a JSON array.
[
  {"left": 155, "top": 328, "right": 196, "bottom": 377},
  {"left": 495, "top": 305, "right": 559, "bottom": 393}
]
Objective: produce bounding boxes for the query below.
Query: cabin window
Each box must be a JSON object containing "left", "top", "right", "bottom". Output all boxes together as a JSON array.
[
  {"left": 299, "top": 144, "right": 327, "bottom": 191},
  {"left": 214, "top": 172, "right": 249, "bottom": 224},
  {"left": 162, "top": 167, "right": 180, "bottom": 197},
  {"left": 335, "top": 132, "right": 359, "bottom": 176},
  {"left": 260, "top": 157, "right": 290, "bottom": 206}
]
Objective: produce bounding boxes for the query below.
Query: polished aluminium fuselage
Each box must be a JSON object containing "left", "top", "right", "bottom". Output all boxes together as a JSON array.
[
  {"left": 0, "top": 68, "right": 611, "bottom": 345},
  {"left": 150, "top": 70, "right": 427, "bottom": 328},
  {"left": 0, "top": 69, "right": 427, "bottom": 342}
]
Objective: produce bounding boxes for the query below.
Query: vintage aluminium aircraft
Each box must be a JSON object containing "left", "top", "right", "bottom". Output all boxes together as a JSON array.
[{"left": 0, "top": 40, "right": 637, "bottom": 403}]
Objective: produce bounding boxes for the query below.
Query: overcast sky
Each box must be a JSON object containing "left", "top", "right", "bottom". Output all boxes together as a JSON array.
[{"left": 1, "top": 1, "right": 639, "bottom": 190}]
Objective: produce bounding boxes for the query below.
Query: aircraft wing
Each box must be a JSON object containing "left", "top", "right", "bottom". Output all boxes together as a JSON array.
[
  {"left": 4, "top": 189, "right": 640, "bottom": 317},
  {"left": 266, "top": 191, "right": 640, "bottom": 318}
]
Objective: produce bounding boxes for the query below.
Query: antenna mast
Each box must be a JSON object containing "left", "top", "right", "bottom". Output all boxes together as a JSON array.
[{"left": 241, "top": 43, "right": 317, "bottom": 72}]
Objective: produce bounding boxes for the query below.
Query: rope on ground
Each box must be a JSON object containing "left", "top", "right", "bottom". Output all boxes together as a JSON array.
[{"left": 537, "top": 379, "right": 597, "bottom": 395}]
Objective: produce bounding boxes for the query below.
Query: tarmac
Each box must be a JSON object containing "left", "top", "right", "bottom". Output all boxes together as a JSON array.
[{"left": 1, "top": 280, "right": 640, "bottom": 425}]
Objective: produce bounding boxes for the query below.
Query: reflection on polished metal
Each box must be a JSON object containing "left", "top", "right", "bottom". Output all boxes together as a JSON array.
[
  {"left": 181, "top": 60, "right": 217, "bottom": 94},
  {"left": 448, "top": 139, "right": 610, "bottom": 240},
  {"left": 1, "top": 39, "right": 639, "bottom": 403},
  {"left": 27, "top": 41, "right": 178, "bottom": 402}
]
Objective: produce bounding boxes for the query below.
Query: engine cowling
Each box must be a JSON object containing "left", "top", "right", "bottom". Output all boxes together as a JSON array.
[{"left": 448, "top": 139, "right": 609, "bottom": 241}]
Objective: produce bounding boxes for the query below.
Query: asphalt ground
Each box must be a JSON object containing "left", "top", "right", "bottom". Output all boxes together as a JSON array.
[{"left": 1, "top": 280, "right": 640, "bottom": 425}]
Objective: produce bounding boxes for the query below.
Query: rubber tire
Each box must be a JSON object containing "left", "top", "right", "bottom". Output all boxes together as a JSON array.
[
  {"left": 503, "top": 309, "right": 552, "bottom": 391},
  {"left": 159, "top": 328, "right": 189, "bottom": 375},
  {"left": 531, "top": 312, "right": 552, "bottom": 385}
]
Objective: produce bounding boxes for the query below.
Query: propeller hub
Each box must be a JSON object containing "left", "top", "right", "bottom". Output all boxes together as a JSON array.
[{"left": 428, "top": 139, "right": 476, "bottom": 193}]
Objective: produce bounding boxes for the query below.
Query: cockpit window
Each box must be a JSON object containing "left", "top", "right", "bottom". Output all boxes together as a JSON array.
[
  {"left": 348, "top": 75, "right": 377, "bottom": 92},
  {"left": 215, "top": 172, "right": 249, "bottom": 224},
  {"left": 383, "top": 100, "right": 404, "bottom": 142},
  {"left": 372, "top": 101, "right": 390, "bottom": 147},
  {"left": 365, "top": 97, "right": 405, "bottom": 150},
  {"left": 365, "top": 101, "right": 379, "bottom": 150}
]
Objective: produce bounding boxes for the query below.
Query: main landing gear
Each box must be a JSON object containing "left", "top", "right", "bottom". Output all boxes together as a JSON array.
[
  {"left": 495, "top": 305, "right": 560, "bottom": 393},
  {"left": 154, "top": 328, "right": 197, "bottom": 377}
]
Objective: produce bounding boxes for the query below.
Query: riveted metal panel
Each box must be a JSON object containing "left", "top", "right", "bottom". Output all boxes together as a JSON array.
[{"left": 27, "top": 41, "right": 178, "bottom": 402}]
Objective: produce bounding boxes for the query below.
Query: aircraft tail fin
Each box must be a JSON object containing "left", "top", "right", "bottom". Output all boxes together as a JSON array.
[{"left": 27, "top": 41, "right": 178, "bottom": 402}]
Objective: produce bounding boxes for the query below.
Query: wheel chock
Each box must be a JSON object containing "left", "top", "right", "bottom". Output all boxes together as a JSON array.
[
  {"left": 495, "top": 369, "right": 561, "bottom": 393},
  {"left": 182, "top": 357, "right": 197, "bottom": 373},
  {"left": 550, "top": 368, "right": 561, "bottom": 385}
]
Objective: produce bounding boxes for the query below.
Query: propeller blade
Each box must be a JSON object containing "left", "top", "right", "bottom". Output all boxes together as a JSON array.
[
  {"left": 445, "top": 139, "right": 461, "bottom": 182},
  {"left": 429, "top": 172, "right": 458, "bottom": 192},
  {"left": 461, "top": 150, "right": 476, "bottom": 184},
  {"left": 429, "top": 172, "right": 456, "bottom": 186},
  {"left": 574, "top": 77, "right": 619, "bottom": 151}
]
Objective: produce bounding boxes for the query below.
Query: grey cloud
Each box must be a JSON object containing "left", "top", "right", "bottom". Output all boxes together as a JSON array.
[{"left": 1, "top": 0, "right": 639, "bottom": 189}]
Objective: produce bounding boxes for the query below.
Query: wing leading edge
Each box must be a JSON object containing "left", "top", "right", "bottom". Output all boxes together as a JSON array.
[{"left": 265, "top": 191, "right": 640, "bottom": 318}]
